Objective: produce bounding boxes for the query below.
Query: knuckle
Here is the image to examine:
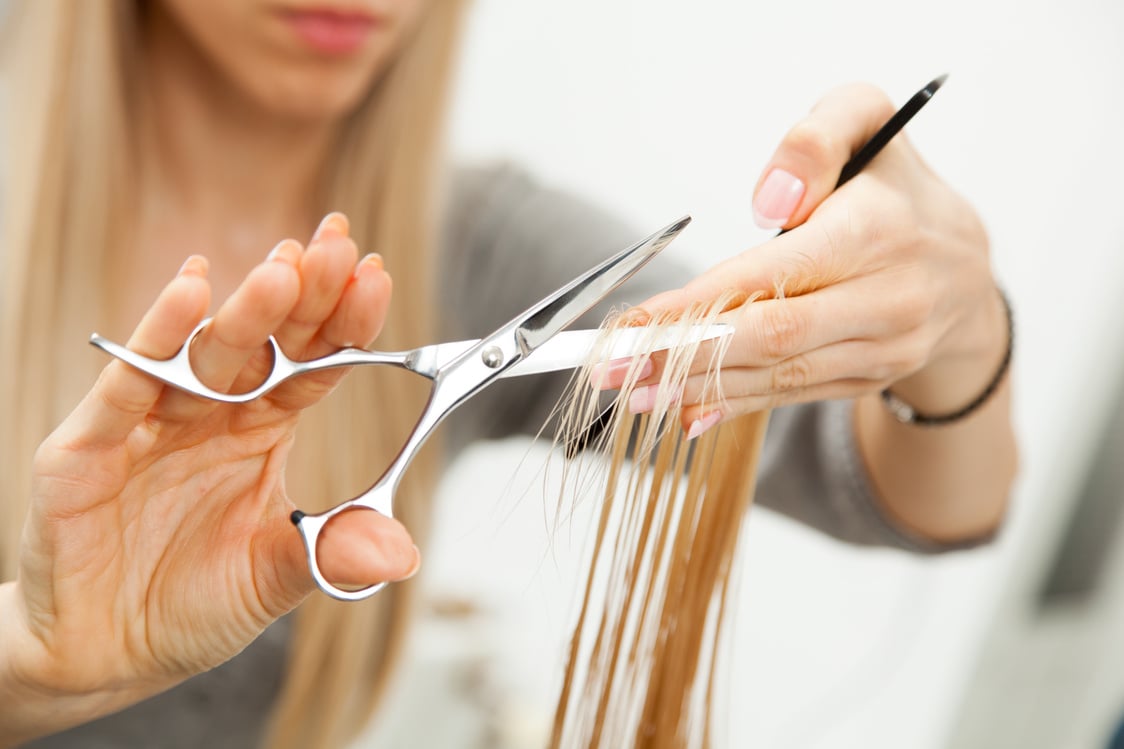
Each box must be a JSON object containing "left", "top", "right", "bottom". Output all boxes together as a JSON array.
[
  {"left": 305, "top": 373, "right": 343, "bottom": 399},
  {"left": 877, "top": 186, "right": 915, "bottom": 235},
  {"left": 885, "top": 278, "right": 937, "bottom": 333},
  {"left": 846, "top": 82, "right": 896, "bottom": 120},
  {"left": 880, "top": 339, "right": 929, "bottom": 382},
  {"left": 869, "top": 358, "right": 900, "bottom": 386},
  {"left": 764, "top": 388, "right": 799, "bottom": 410},
  {"left": 337, "top": 237, "right": 361, "bottom": 268},
  {"left": 868, "top": 360, "right": 896, "bottom": 385},
  {"left": 784, "top": 120, "right": 842, "bottom": 169},
  {"left": 96, "top": 376, "right": 149, "bottom": 418},
  {"left": 31, "top": 438, "right": 59, "bottom": 476},
  {"left": 865, "top": 347, "right": 897, "bottom": 383},
  {"left": 890, "top": 292, "right": 926, "bottom": 330},
  {"left": 902, "top": 335, "right": 932, "bottom": 374},
  {"left": 852, "top": 179, "right": 912, "bottom": 249},
  {"left": 318, "top": 231, "right": 358, "bottom": 253},
  {"left": 756, "top": 302, "right": 806, "bottom": 361},
  {"left": 771, "top": 355, "right": 812, "bottom": 392},
  {"left": 897, "top": 293, "right": 932, "bottom": 330},
  {"left": 863, "top": 350, "right": 899, "bottom": 382}
]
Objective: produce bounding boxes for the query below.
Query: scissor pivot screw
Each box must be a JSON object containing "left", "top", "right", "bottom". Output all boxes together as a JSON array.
[{"left": 481, "top": 346, "right": 504, "bottom": 369}]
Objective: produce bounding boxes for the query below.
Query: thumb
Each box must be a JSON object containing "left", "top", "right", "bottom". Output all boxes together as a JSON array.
[
  {"left": 752, "top": 82, "right": 896, "bottom": 230},
  {"left": 313, "top": 510, "right": 420, "bottom": 587},
  {"left": 266, "top": 508, "right": 421, "bottom": 609}
]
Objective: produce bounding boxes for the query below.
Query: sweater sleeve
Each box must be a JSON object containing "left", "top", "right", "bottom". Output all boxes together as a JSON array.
[{"left": 438, "top": 162, "right": 984, "bottom": 554}]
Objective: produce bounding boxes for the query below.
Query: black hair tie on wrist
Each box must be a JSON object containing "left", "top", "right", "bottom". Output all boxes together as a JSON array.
[{"left": 881, "top": 289, "right": 1013, "bottom": 426}]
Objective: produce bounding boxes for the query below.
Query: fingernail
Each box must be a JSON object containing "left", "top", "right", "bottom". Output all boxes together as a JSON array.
[
  {"left": 687, "top": 410, "right": 723, "bottom": 440},
  {"left": 753, "top": 168, "right": 805, "bottom": 229},
  {"left": 719, "top": 290, "right": 751, "bottom": 312},
  {"left": 394, "top": 545, "right": 421, "bottom": 581},
  {"left": 619, "top": 308, "right": 653, "bottom": 326},
  {"left": 590, "top": 357, "right": 653, "bottom": 390},
  {"left": 627, "top": 383, "right": 682, "bottom": 414},
  {"left": 312, "top": 212, "right": 348, "bottom": 242},
  {"left": 178, "top": 255, "right": 208, "bottom": 277},
  {"left": 628, "top": 384, "right": 656, "bottom": 414},
  {"left": 266, "top": 240, "right": 286, "bottom": 262},
  {"left": 353, "top": 252, "right": 384, "bottom": 279}
]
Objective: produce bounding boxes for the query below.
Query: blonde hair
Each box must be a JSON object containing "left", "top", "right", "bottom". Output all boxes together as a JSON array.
[
  {"left": 550, "top": 293, "right": 768, "bottom": 748},
  {"left": 0, "top": 1, "right": 466, "bottom": 747}
]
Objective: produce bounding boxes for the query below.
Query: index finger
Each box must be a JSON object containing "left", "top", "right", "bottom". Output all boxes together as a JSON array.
[
  {"left": 63, "top": 258, "right": 211, "bottom": 449},
  {"left": 637, "top": 216, "right": 855, "bottom": 315}
]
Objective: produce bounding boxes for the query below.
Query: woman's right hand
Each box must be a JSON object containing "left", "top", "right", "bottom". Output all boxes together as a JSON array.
[{"left": 0, "top": 213, "right": 417, "bottom": 743}]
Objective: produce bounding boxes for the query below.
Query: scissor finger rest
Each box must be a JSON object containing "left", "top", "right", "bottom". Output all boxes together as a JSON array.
[
  {"left": 291, "top": 498, "right": 395, "bottom": 601},
  {"left": 90, "top": 317, "right": 418, "bottom": 403}
]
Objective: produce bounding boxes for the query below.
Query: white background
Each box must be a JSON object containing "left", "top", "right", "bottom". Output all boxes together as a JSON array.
[{"left": 385, "top": 1, "right": 1124, "bottom": 748}]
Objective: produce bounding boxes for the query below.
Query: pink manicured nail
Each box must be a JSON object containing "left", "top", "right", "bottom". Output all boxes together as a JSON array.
[
  {"left": 686, "top": 410, "right": 723, "bottom": 440},
  {"left": 590, "top": 357, "right": 653, "bottom": 390},
  {"left": 628, "top": 384, "right": 657, "bottom": 414},
  {"left": 628, "top": 383, "right": 682, "bottom": 414},
  {"left": 753, "top": 169, "right": 805, "bottom": 229}
]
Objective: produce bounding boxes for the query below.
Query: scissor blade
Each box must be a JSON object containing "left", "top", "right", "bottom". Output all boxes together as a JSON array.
[
  {"left": 422, "top": 324, "right": 731, "bottom": 378},
  {"left": 511, "top": 216, "right": 691, "bottom": 356},
  {"left": 503, "top": 323, "right": 731, "bottom": 378}
]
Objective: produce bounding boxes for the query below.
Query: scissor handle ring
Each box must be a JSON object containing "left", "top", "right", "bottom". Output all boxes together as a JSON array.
[
  {"left": 172, "top": 318, "right": 293, "bottom": 402},
  {"left": 90, "top": 317, "right": 292, "bottom": 403},
  {"left": 291, "top": 498, "right": 396, "bottom": 601}
]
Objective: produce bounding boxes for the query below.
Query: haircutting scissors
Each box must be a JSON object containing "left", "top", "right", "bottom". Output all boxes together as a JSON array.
[{"left": 91, "top": 216, "right": 727, "bottom": 600}]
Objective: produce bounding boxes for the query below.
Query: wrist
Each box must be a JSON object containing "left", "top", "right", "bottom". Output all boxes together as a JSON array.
[
  {"left": 887, "top": 287, "right": 1010, "bottom": 420},
  {"left": 0, "top": 582, "right": 131, "bottom": 746}
]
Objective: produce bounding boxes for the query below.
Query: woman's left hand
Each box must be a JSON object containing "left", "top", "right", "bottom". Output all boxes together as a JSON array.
[{"left": 627, "top": 83, "right": 1008, "bottom": 437}]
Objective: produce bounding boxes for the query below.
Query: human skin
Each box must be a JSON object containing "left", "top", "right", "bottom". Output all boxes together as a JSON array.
[
  {"left": 0, "top": 214, "right": 416, "bottom": 745},
  {"left": 0, "top": 0, "right": 1015, "bottom": 744},
  {"left": 627, "top": 84, "right": 1016, "bottom": 543},
  {"left": 121, "top": 0, "right": 428, "bottom": 320},
  {"left": 1, "top": 0, "right": 427, "bottom": 743}
]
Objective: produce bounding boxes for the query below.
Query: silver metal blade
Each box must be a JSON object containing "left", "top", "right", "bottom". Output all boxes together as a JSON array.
[
  {"left": 424, "top": 324, "right": 732, "bottom": 379},
  {"left": 508, "top": 323, "right": 732, "bottom": 377},
  {"left": 511, "top": 216, "right": 691, "bottom": 355}
]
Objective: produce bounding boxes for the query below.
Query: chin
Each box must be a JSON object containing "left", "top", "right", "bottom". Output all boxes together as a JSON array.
[{"left": 246, "top": 67, "right": 377, "bottom": 122}]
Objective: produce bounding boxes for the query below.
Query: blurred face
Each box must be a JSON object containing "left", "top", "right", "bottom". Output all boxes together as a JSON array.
[{"left": 153, "top": 0, "right": 429, "bottom": 120}]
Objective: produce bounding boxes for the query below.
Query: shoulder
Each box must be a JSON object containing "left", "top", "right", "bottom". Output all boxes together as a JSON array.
[
  {"left": 436, "top": 161, "right": 648, "bottom": 333},
  {"left": 444, "top": 161, "right": 535, "bottom": 218},
  {"left": 440, "top": 161, "right": 637, "bottom": 265},
  {"left": 439, "top": 162, "right": 536, "bottom": 266}
]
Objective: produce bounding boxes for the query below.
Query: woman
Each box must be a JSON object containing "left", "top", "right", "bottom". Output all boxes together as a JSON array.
[{"left": 0, "top": 1, "right": 1015, "bottom": 747}]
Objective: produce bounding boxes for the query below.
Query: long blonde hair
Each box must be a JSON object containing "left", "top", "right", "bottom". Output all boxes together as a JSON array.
[
  {"left": 0, "top": 1, "right": 466, "bottom": 747},
  {"left": 551, "top": 294, "right": 768, "bottom": 748}
]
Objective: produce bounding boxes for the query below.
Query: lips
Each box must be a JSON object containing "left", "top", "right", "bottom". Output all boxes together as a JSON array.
[{"left": 280, "top": 7, "right": 379, "bottom": 55}]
